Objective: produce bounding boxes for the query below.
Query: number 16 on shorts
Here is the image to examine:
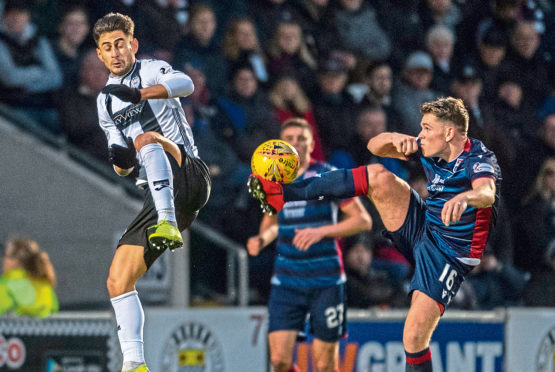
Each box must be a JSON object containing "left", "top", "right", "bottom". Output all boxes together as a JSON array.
[{"left": 438, "top": 263, "right": 458, "bottom": 305}]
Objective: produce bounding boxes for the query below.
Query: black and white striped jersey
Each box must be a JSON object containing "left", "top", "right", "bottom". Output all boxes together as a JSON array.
[{"left": 96, "top": 59, "right": 198, "bottom": 164}]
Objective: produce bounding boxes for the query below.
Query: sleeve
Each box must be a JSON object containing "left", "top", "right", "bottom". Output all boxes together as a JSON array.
[
  {"left": 96, "top": 94, "right": 126, "bottom": 148},
  {"left": 466, "top": 155, "right": 498, "bottom": 183},
  {"left": 142, "top": 59, "right": 194, "bottom": 98}
]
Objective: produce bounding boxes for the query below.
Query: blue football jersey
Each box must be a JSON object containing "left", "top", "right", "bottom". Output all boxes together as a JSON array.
[
  {"left": 273, "top": 161, "right": 347, "bottom": 288},
  {"left": 416, "top": 138, "right": 502, "bottom": 262}
]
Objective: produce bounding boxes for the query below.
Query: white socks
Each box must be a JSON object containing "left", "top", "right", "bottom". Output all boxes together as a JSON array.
[
  {"left": 111, "top": 290, "right": 145, "bottom": 365},
  {"left": 139, "top": 143, "right": 176, "bottom": 223}
]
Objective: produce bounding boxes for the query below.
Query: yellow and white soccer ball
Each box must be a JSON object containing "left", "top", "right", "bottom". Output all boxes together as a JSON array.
[{"left": 251, "top": 139, "right": 300, "bottom": 184}]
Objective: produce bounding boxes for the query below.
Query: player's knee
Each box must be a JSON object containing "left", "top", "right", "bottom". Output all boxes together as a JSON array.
[
  {"left": 106, "top": 273, "right": 130, "bottom": 298},
  {"left": 366, "top": 164, "right": 394, "bottom": 190},
  {"left": 134, "top": 131, "right": 160, "bottom": 150},
  {"left": 403, "top": 323, "right": 430, "bottom": 351}
]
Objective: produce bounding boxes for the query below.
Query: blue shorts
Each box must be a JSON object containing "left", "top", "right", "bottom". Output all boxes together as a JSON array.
[
  {"left": 385, "top": 189, "right": 474, "bottom": 310},
  {"left": 268, "top": 283, "right": 346, "bottom": 342}
]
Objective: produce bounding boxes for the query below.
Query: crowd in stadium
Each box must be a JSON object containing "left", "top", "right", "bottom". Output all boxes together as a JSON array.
[{"left": 0, "top": 0, "right": 553, "bottom": 310}]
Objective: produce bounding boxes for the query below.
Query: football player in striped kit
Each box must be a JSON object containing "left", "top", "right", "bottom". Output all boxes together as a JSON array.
[
  {"left": 93, "top": 13, "right": 211, "bottom": 372},
  {"left": 247, "top": 118, "right": 372, "bottom": 372},
  {"left": 249, "top": 97, "right": 501, "bottom": 372}
]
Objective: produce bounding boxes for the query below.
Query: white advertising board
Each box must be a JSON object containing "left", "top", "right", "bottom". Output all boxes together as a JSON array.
[
  {"left": 506, "top": 307, "right": 555, "bottom": 372},
  {"left": 143, "top": 307, "right": 268, "bottom": 372}
]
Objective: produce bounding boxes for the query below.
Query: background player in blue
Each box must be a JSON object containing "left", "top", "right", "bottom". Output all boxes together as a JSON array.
[
  {"left": 247, "top": 118, "right": 372, "bottom": 372},
  {"left": 94, "top": 13, "right": 210, "bottom": 372},
  {"left": 248, "top": 97, "right": 501, "bottom": 372}
]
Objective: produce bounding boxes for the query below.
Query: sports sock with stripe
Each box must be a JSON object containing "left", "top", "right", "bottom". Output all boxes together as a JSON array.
[{"left": 405, "top": 347, "right": 433, "bottom": 371}]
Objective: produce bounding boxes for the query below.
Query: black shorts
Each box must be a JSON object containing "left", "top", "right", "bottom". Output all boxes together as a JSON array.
[{"left": 118, "top": 145, "right": 211, "bottom": 268}]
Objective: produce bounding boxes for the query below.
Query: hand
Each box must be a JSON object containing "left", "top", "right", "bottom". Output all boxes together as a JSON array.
[
  {"left": 102, "top": 84, "right": 142, "bottom": 104},
  {"left": 247, "top": 236, "right": 264, "bottom": 256},
  {"left": 108, "top": 136, "right": 136, "bottom": 169},
  {"left": 391, "top": 134, "right": 419, "bottom": 156},
  {"left": 441, "top": 194, "right": 468, "bottom": 226},
  {"left": 293, "top": 227, "right": 325, "bottom": 251}
]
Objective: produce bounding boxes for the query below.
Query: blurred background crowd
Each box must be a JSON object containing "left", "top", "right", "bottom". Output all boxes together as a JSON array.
[{"left": 0, "top": 0, "right": 553, "bottom": 311}]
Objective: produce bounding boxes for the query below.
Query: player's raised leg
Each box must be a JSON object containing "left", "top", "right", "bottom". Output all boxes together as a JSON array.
[
  {"left": 248, "top": 163, "right": 411, "bottom": 231},
  {"left": 107, "top": 245, "right": 148, "bottom": 372},
  {"left": 269, "top": 330, "right": 300, "bottom": 372},
  {"left": 134, "top": 131, "right": 183, "bottom": 250}
]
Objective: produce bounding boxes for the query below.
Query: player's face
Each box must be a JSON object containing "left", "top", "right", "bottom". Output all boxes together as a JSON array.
[
  {"left": 418, "top": 113, "right": 452, "bottom": 158},
  {"left": 281, "top": 126, "right": 314, "bottom": 168},
  {"left": 96, "top": 30, "right": 138, "bottom": 77}
]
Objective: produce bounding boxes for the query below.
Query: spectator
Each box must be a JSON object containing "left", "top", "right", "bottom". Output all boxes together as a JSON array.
[
  {"left": 332, "top": 0, "right": 392, "bottom": 63},
  {"left": 514, "top": 157, "right": 555, "bottom": 274},
  {"left": 52, "top": 5, "right": 90, "bottom": 88},
  {"left": 310, "top": 57, "right": 355, "bottom": 160},
  {"left": 250, "top": 0, "right": 296, "bottom": 44},
  {"left": 499, "top": 19, "right": 550, "bottom": 108},
  {"left": 57, "top": 49, "right": 109, "bottom": 163},
  {"left": 134, "top": 0, "right": 187, "bottom": 56},
  {"left": 0, "top": 0, "right": 62, "bottom": 133},
  {"left": 471, "top": 25, "right": 509, "bottom": 99},
  {"left": 466, "top": 250, "right": 527, "bottom": 309},
  {"left": 213, "top": 65, "right": 280, "bottom": 164},
  {"left": 352, "top": 61, "right": 403, "bottom": 131},
  {"left": 266, "top": 20, "right": 317, "bottom": 93},
  {"left": 523, "top": 241, "right": 555, "bottom": 307},
  {"left": 374, "top": 0, "right": 425, "bottom": 70},
  {"left": 455, "top": 0, "right": 521, "bottom": 59},
  {"left": 269, "top": 74, "right": 324, "bottom": 160},
  {"left": 0, "top": 238, "right": 58, "bottom": 317},
  {"left": 392, "top": 51, "right": 441, "bottom": 135},
  {"left": 426, "top": 24, "right": 456, "bottom": 94},
  {"left": 449, "top": 62, "right": 495, "bottom": 143},
  {"left": 174, "top": 3, "right": 228, "bottom": 95},
  {"left": 418, "top": 0, "right": 462, "bottom": 33},
  {"left": 291, "top": 0, "right": 332, "bottom": 56},
  {"left": 343, "top": 234, "right": 405, "bottom": 309},
  {"left": 222, "top": 17, "right": 268, "bottom": 84}
]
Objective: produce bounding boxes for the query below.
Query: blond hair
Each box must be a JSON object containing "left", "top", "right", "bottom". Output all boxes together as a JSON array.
[{"left": 420, "top": 97, "right": 469, "bottom": 135}]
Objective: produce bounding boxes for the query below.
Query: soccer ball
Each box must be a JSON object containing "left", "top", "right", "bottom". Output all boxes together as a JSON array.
[{"left": 251, "top": 139, "right": 300, "bottom": 184}]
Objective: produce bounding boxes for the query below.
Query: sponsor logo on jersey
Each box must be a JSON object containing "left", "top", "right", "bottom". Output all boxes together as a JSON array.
[
  {"left": 473, "top": 162, "right": 494, "bottom": 174},
  {"left": 111, "top": 102, "right": 145, "bottom": 130},
  {"left": 160, "top": 322, "right": 224, "bottom": 372},
  {"left": 429, "top": 174, "right": 445, "bottom": 192}
]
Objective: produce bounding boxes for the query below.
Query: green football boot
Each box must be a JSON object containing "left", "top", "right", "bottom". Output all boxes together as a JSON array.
[
  {"left": 122, "top": 363, "right": 150, "bottom": 372},
  {"left": 148, "top": 219, "right": 183, "bottom": 251}
]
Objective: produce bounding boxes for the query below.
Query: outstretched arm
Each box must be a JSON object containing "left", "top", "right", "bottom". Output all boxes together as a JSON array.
[
  {"left": 246, "top": 214, "right": 278, "bottom": 256},
  {"left": 441, "top": 177, "right": 496, "bottom": 226},
  {"left": 293, "top": 198, "right": 372, "bottom": 250},
  {"left": 367, "top": 132, "right": 419, "bottom": 160}
]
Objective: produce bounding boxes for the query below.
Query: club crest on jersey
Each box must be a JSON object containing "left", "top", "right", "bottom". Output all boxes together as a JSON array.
[
  {"left": 473, "top": 162, "right": 494, "bottom": 174},
  {"left": 453, "top": 158, "right": 464, "bottom": 172},
  {"left": 130, "top": 75, "right": 140, "bottom": 88}
]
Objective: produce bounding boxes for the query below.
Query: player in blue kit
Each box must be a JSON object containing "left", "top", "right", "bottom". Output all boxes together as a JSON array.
[
  {"left": 247, "top": 118, "right": 372, "bottom": 372},
  {"left": 248, "top": 97, "right": 501, "bottom": 372}
]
